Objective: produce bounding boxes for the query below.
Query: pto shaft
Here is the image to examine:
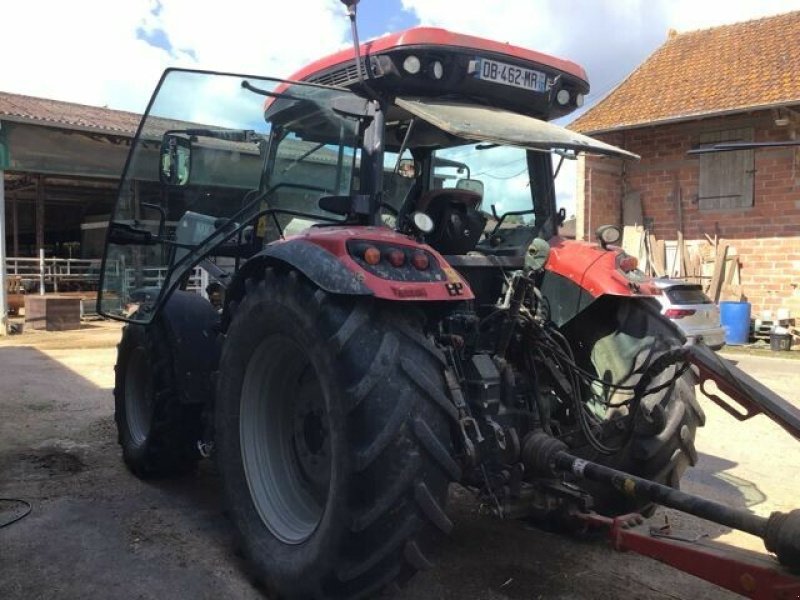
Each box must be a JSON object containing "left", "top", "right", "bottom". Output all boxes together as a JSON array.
[{"left": 522, "top": 433, "right": 800, "bottom": 568}]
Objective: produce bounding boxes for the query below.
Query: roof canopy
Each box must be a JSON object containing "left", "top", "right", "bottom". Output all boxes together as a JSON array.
[
  {"left": 570, "top": 11, "right": 800, "bottom": 134},
  {"left": 397, "top": 97, "right": 639, "bottom": 159}
]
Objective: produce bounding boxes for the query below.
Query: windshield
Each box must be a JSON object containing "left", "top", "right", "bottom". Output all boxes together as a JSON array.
[
  {"left": 99, "top": 69, "right": 362, "bottom": 323},
  {"left": 433, "top": 145, "right": 533, "bottom": 220}
]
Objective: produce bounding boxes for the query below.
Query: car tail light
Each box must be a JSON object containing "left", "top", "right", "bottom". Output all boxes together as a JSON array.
[
  {"left": 665, "top": 308, "right": 696, "bottom": 319},
  {"left": 411, "top": 252, "right": 429, "bottom": 270}
]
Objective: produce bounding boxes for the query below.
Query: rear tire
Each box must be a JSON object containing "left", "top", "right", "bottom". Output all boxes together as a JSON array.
[
  {"left": 216, "top": 269, "right": 457, "bottom": 599},
  {"left": 114, "top": 319, "right": 200, "bottom": 477}
]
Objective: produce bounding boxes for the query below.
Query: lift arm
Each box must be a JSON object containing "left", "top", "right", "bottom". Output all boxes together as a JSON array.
[{"left": 688, "top": 343, "right": 800, "bottom": 441}]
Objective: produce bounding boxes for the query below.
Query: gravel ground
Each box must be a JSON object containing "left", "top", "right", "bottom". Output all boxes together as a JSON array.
[{"left": 0, "top": 323, "right": 797, "bottom": 599}]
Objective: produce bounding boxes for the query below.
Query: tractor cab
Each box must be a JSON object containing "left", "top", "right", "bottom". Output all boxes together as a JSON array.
[
  {"left": 98, "top": 53, "right": 633, "bottom": 321},
  {"left": 285, "top": 27, "right": 635, "bottom": 257}
]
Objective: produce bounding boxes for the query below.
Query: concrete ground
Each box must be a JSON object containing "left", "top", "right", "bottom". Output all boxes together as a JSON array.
[{"left": 0, "top": 323, "right": 798, "bottom": 599}]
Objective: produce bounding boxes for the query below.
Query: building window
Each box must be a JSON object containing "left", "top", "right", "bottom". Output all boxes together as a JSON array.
[{"left": 697, "top": 127, "right": 754, "bottom": 210}]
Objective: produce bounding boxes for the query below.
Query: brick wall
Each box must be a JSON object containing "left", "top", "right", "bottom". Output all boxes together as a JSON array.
[{"left": 579, "top": 110, "right": 800, "bottom": 314}]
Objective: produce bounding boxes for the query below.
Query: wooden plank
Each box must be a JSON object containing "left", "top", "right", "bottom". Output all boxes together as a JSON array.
[
  {"left": 677, "top": 231, "right": 686, "bottom": 277},
  {"left": 691, "top": 248, "right": 702, "bottom": 283},
  {"left": 724, "top": 256, "right": 737, "bottom": 285},
  {"left": 649, "top": 235, "right": 666, "bottom": 277},
  {"left": 622, "top": 225, "right": 643, "bottom": 257},
  {"left": 622, "top": 225, "right": 647, "bottom": 270},
  {"left": 707, "top": 243, "right": 729, "bottom": 303}
]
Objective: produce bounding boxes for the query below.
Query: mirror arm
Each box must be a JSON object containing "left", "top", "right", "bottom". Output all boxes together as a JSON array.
[
  {"left": 393, "top": 118, "right": 416, "bottom": 174},
  {"left": 141, "top": 202, "right": 167, "bottom": 239}
]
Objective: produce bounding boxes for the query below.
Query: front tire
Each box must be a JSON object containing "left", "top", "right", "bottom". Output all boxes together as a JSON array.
[
  {"left": 216, "top": 269, "right": 457, "bottom": 599},
  {"left": 563, "top": 297, "right": 705, "bottom": 515}
]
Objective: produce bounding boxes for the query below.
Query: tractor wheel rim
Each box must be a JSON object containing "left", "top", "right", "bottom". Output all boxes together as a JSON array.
[
  {"left": 240, "top": 334, "right": 331, "bottom": 544},
  {"left": 125, "top": 347, "right": 153, "bottom": 446}
]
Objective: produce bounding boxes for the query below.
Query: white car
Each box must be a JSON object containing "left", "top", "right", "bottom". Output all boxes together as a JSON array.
[{"left": 653, "top": 279, "right": 726, "bottom": 350}]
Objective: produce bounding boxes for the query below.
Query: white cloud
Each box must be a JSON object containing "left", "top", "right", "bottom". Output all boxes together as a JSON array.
[{"left": 0, "top": 0, "right": 349, "bottom": 113}]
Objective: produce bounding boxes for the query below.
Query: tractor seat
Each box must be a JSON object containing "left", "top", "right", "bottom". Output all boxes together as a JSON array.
[{"left": 417, "top": 188, "right": 487, "bottom": 255}]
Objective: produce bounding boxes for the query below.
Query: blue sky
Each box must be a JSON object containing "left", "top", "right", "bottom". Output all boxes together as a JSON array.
[{"left": 136, "top": 0, "right": 418, "bottom": 65}]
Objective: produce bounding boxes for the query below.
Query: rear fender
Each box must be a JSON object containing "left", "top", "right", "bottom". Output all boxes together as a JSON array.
[{"left": 542, "top": 237, "right": 660, "bottom": 326}]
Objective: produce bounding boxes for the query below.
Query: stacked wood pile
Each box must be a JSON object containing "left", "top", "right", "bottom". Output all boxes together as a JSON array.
[{"left": 622, "top": 226, "right": 744, "bottom": 302}]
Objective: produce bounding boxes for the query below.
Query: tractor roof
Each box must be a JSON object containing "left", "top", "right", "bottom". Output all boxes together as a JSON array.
[{"left": 285, "top": 26, "right": 588, "bottom": 86}]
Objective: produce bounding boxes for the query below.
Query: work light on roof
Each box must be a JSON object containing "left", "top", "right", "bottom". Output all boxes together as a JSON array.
[
  {"left": 403, "top": 55, "right": 422, "bottom": 75},
  {"left": 556, "top": 89, "right": 570, "bottom": 106},
  {"left": 575, "top": 93, "right": 585, "bottom": 108}
]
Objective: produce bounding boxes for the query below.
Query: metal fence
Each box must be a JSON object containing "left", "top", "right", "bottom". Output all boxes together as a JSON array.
[
  {"left": 5, "top": 255, "right": 208, "bottom": 319},
  {"left": 6, "top": 255, "right": 102, "bottom": 294}
]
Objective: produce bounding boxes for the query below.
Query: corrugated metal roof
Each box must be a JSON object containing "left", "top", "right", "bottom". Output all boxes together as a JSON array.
[
  {"left": 0, "top": 91, "right": 142, "bottom": 135},
  {"left": 570, "top": 11, "right": 800, "bottom": 134}
]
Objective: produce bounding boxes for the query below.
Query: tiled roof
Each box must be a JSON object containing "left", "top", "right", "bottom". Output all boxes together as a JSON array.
[
  {"left": 571, "top": 11, "right": 800, "bottom": 134},
  {"left": 0, "top": 91, "right": 142, "bottom": 136}
]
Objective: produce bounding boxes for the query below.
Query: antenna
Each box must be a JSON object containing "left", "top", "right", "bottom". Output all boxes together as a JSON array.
[{"left": 339, "top": 0, "right": 380, "bottom": 101}]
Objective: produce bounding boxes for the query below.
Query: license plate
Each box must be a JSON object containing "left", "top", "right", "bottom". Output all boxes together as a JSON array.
[{"left": 473, "top": 58, "right": 547, "bottom": 92}]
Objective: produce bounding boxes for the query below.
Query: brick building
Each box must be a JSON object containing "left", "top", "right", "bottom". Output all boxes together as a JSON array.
[{"left": 571, "top": 12, "right": 800, "bottom": 314}]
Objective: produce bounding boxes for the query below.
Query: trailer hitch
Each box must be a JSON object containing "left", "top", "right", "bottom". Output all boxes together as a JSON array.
[
  {"left": 687, "top": 343, "right": 800, "bottom": 441},
  {"left": 522, "top": 433, "right": 800, "bottom": 572}
]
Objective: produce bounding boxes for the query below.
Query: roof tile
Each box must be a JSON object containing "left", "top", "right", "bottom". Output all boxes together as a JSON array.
[
  {"left": 0, "top": 91, "right": 142, "bottom": 135},
  {"left": 571, "top": 11, "right": 800, "bottom": 133}
]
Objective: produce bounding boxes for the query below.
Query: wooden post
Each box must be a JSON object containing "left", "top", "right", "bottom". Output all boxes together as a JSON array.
[{"left": 708, "top": 243, "right": 729, "bottom": 303}]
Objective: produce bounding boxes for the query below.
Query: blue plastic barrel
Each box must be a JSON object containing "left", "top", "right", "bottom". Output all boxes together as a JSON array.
[{"left": 719, "top": 301, "right": 751, "bottom": 345}]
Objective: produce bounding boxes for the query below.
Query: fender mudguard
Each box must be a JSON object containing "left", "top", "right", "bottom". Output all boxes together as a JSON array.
[
  {"left": 224, "top": 238, "right": 373, "bottom": 314},
  {"left": 161, "top": 290, "right": 221, "bottom": 405}
]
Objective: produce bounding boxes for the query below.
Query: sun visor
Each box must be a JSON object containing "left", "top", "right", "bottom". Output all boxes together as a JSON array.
[{"left": 395, "top": 97, "right": 639, "bottom": 160}]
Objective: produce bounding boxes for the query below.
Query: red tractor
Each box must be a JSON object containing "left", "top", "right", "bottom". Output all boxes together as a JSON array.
[{"left": 99, "top": 3, "right": 800, "bottom": 598}]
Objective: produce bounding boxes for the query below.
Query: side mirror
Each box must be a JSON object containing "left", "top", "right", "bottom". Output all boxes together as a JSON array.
[
  {"left": 595, "top": 224, "right": 622, "bottom": 249},
  {"left": 159, "top": 133, "right": 192, "bottom": 186},
  {"left": 455, "top": 178, "right": 484, "bottom": 198},
  {"left": 397, "top": 158, "right": 417, "bottom": 178},
  {"left": 107, "top": 222, "right": 156, "bottom": 246}
]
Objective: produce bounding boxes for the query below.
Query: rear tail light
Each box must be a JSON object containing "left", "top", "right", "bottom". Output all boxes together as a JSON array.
[
  {"left": 411, "top": 252, "right": 429, "bottom": 270},
  {"left": 347, "top": 240, "right": 442, "bottom": 282},
  {"left": 664, "top": 308, "right": 696, "bottom": 319},
  {"left": 363, "top": 246, "right": 381, "bottom": 265},
  {"left": 387, "top": 249, "right": 405, "bottom": 267}
]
